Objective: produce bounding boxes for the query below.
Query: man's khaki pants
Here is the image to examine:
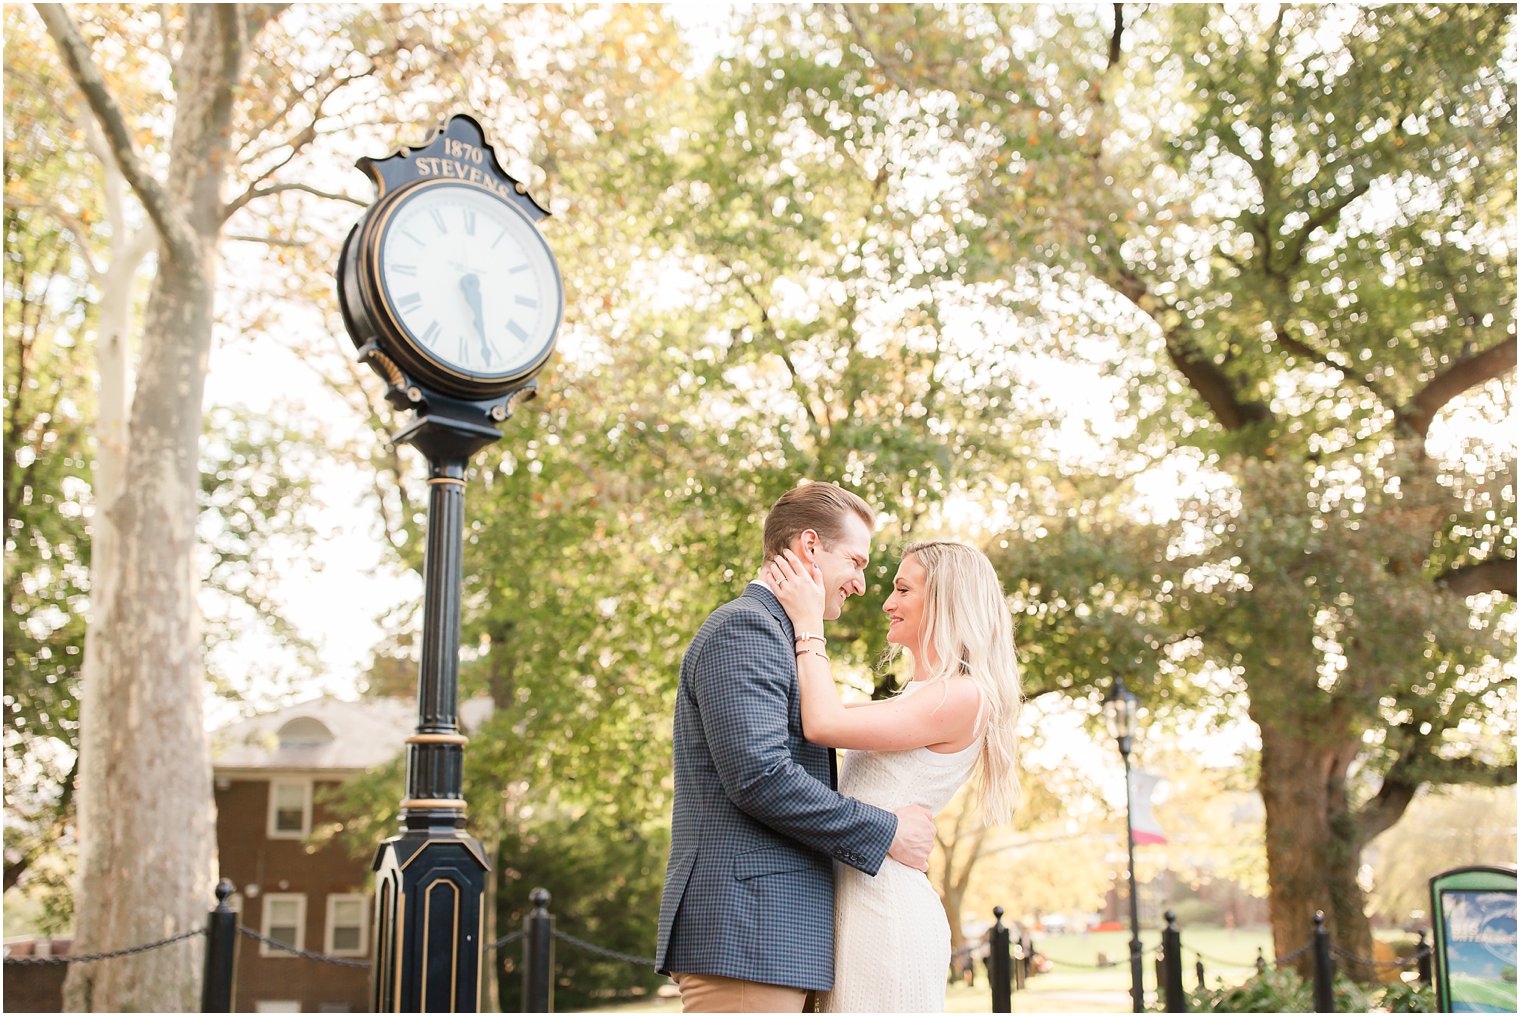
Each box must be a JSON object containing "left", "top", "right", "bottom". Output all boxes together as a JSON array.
[{"left": 672, "top": 972, "right": 813, "bottom": 1013}]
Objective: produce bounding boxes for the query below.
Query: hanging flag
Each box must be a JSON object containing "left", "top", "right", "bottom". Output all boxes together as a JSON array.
[{"left": 1130, "top": 769, "right": 1167, "bottom": 845}]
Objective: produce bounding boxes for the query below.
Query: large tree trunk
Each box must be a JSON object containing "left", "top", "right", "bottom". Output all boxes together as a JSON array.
[
  {"left": 44, "top": 5, "right": 248, "bottom": 1010},
  {"left": 64, "top": 246, "right": 220, "bottom": 1012},
  {"left": 1254, "top": 713, "right": 1374, "bottom": 981}
]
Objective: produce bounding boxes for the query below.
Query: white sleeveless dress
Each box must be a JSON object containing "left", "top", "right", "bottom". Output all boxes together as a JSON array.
[{"left": 818, "top": 682, "right": 983, "bottom": 1013}]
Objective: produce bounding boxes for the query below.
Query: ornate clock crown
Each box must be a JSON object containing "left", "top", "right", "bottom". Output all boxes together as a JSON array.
[{"left": 358, "top": 113, "right": 551, "bottom": 224}]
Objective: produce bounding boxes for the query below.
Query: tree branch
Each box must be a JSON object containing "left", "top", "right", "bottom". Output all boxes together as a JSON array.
[
  {"left": 1400, "top": 333, "right": 1517, "bottom": 439},
  {"left": 223, "top": 181, "right": 367, "bottom": 221},
  {"left": 224, "top": 234, "right": 310, "bottom": 248},
  {"left": 1284, "top": 176, "right": 1374, "bottom": 268},
  {"left": 35, "top": 3, "right": 193, "bottom": 257},
  {"left": 1360, "top": 754, "right": 1516, "bottom": 845},
  {"left": 1164, "top": 331, "right": 1275, "bottom": 434},
  {"left": 1270, "top": 320, "right": 1392, "bottom": 406},
  {"left": 1437, "top": 557, "right": 1517, "bottom": 599},
  {"left": 1107, "top": 4, "right": 1124, "bottom": 69}
]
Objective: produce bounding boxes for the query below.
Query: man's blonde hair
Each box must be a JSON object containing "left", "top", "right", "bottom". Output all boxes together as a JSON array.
[{"left": 762, "top": 482, "right": 875, "bottom": 560}]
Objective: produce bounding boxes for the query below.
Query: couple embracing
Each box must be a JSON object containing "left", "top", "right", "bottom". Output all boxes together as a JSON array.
[{"left": 656, "top": 482, "right": 1022, "bottom": 1013}]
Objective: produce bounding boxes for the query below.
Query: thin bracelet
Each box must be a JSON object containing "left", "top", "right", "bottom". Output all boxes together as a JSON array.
[
  {"left": 793, "top": 631, "right": 825, "bottom": 646},
  {"left": 796, "top": 648, "right": 829, "bottom": 662}
]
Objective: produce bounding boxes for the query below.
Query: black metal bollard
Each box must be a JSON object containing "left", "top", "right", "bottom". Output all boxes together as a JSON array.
[
  {"left": 1196, "top": 957, "right": 1206, "bottom": 990},
  {"left": 1311, "top": 911, "right": 1335, "bottom": 1013},
  {"left": 1416, "top": 929, "right": 1432, "bottom": 987},
  {"left": 1012, "top": 936, "right": 1026, "bottom": 991},
  {"left": 1162, "top": 910, "right": 1185, "bottom": 1013},
  {"left": 201, "top": 879, "right": 238, "bottom": 1013},
  {"left": 989, "top": 906, "right": 1012, "bottom": 1014},
  {"left": 523, "top": 888, "right": 555, "bottom": 1013},
  {"left": 1256, "top": 946, "right": 1267, "bottom": 975}
]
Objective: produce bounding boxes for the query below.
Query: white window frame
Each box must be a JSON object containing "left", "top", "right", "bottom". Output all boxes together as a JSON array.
[
  {"left": 266, "top": 779, "right": 313, "bottom": 840},
  {"left": 324, "top": 893, "right": 369, "bottom": 958},
  {"left": 260, "top": 893, "right": 306, "bottom": 958}
]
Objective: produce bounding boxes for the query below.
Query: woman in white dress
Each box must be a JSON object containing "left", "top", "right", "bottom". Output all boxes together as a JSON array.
[{"left": 766, "top": 540, "right": 1022, "bottom": 1013}]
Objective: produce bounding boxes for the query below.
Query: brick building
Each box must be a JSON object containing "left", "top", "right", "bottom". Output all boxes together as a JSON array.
[{"left": 211, "top": 696, "right": 492, "bottom": 1013}]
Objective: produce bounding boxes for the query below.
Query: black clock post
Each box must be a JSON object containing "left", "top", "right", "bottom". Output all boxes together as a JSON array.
[{"left": 337, "top": 114, "right": 564, "bottom": 1013}]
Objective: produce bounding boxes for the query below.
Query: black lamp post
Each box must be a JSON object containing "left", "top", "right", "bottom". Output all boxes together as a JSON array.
[{"left": 1104, "top": 676, "right": 1144, "bottom": 1014}]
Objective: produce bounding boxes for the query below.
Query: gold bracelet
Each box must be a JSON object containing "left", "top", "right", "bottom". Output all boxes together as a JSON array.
[
  {"left": 796, "top": 648, "right": 829, "bottom": 662},
  {"left": 793, "top": 631, "right": 825, "bottom": 646}
]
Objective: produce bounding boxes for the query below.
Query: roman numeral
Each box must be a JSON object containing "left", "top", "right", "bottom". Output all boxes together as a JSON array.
[
  {"left": 429, "top": 209, "right": 446, "bottom": 233},
  {"left": 509, "top": 263, "right": 530, "bottom": 274},
  {"left": 422, "top": 321, "right": 441, "bottom": 346},
  {"left": 463, "top": 210, "right": 477, "bottom": 235},
  {"left": 507, "top": 320, "right": 529, "bottom": 342},
  {"left": 396, "top": 293, "right": 422, "bottom": 311},
  {"left": 389, "top": 263, "right": 417, "bottom": 277},
  {"left": 492, "top": 228, "right": 507, "bottom": 249},
  {"left": 401, "top": 229, "right": 423, "bottom": 246},
  {"left": 514, "top": 295, "right": 538, "bottom": 308}
]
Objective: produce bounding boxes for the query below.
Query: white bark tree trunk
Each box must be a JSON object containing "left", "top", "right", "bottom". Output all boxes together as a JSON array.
[
  {"left": 72, "top": 131, "right": 154, "bottom": 994},
  {"left": 37, "top": 5, "right": 253, "bottom": 1009}
]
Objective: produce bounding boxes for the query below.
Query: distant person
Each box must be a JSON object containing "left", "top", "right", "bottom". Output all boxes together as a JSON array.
[
  {"left": 766, "top": 538, "right": 1023, "bottom": 1011},
  {"left": 656, "top": 482, "right": 936, "bottom": 1012}
]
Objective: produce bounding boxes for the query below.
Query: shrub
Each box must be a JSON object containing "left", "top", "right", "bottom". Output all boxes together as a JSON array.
[{"left": 1173, "top": 967, "right": 1432, "bottom": 1012}]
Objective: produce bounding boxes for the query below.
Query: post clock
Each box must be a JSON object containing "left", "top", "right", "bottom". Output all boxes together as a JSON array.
[{"left": 337, "top": 113, "right": 562, "bottom": 1013}]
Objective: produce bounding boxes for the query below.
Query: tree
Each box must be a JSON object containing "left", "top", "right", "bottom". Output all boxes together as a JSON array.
[
  {"left": 32, "top": 6, "right": 283, "bottom": 1006},
  {"left": 3, "top": 9, "right": 335, "bottom": 924},
  {"left": 30, "top": 3, "right": 512, "bottom": 1005},
  {"left": 820, "top": 2, "right": 1516, "bottom": 972}
]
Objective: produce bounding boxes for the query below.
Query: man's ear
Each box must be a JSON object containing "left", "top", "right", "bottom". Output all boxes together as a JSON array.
[{"left": 799, "top": 529, "right": 819, "bottom": 561}]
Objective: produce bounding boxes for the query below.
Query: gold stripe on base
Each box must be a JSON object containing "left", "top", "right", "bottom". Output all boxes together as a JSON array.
[
  {"left": 402, "top": 798, "right": 467, "bottom": 810},
  {"left": 427, "top": 477, "right": 466, "bottom": 486},
  {"left": 407, "top": 733, "right": 469, "bottom": 746}
]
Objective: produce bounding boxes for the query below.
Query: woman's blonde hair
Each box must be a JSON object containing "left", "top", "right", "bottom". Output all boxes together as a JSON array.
[{"left": 888, "top": 540, "right": 1022, "bottom": 825}]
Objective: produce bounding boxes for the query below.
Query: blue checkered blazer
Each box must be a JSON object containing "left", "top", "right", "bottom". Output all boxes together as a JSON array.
[{"left": 656, "top": 583, "right": 898, "bottom": 991}]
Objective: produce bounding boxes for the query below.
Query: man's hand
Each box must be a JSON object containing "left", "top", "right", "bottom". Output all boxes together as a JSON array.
[{"left": 887, "top": 804, "right": 935, "bottom": 872}]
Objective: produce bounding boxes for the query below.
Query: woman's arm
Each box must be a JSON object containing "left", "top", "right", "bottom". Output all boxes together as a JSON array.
[{"left": 768, "top": 551, "right": 980, "bottom": 752}]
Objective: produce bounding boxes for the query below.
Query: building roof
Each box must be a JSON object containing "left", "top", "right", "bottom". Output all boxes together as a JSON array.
[{"left": 211, "top": 696, "right": 494, "bottom": 774}]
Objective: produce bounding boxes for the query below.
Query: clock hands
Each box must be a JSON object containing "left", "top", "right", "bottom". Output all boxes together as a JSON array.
[{"left": 458, "top": 273, "right": 494, "bottom": 368}]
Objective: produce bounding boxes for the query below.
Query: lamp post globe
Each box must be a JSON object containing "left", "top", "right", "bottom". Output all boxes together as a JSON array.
[
  {"left": 1103, "top": 675, "right": 1138, "bottom": 758},
  {"left": 1106, "top": 676, "right": 1145, "bottom": 1013}
]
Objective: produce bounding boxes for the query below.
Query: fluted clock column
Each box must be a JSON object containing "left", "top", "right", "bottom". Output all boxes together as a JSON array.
[
  {"left": 370, "top": 411, "right": 504, "bottom": 1014},
  {"left": 404, "top": 455, "right": 470, "bottom": 830}
]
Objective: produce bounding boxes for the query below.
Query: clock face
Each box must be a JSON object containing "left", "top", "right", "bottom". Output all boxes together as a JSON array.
[{"left": 371, "top": 181, "right": 562, "bottom": 383}]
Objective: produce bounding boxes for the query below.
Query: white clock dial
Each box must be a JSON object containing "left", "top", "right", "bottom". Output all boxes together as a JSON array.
[{"left": 375, "top": 182, "right": 562, "bottom": 378}]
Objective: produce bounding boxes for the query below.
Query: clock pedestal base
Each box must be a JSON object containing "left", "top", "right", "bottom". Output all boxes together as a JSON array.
[{"left": 370, "top": 831, "right": 490, "bottom": 1013}]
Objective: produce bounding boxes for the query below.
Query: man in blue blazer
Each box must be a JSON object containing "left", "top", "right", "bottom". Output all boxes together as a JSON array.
[{"left": 656, "top": 482, "right": 936, "bottom": 1011}]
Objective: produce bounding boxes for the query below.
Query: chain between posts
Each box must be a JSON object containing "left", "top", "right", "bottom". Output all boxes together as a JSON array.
[
  {"left": 2, "top": 926, "right": 205, "bottom": 966},
  {"left": 551, "top": 928, "right": 654, "bottom": 967},
  {"left": 1330, "top": 944, "right": 1421, "bottom": 971},
  {"left": 236, "top": 926, "right": 371, "bottom": 968}
]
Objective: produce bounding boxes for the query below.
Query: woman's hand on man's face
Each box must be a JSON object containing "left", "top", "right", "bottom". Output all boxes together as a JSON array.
[{"left": 767, "top": 549, "right": 826, "bottom": 629}]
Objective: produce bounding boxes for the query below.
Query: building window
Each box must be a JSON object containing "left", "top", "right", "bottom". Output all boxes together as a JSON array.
[
  {"left": 254, "top": 1003, "right": 301, "bottom": 1014},
  {"left": 267, "top": 780, "right": 312, "bottom": 839},
  {"left": 325, "top": 894, "right": 369, "bottom": 957},
  {"left": 260, "top": 893, "right": 306, "bottom": 958}
]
